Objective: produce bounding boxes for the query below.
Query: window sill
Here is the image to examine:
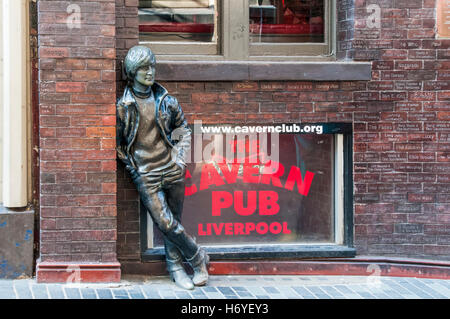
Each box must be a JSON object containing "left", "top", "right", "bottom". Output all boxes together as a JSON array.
[
  {"left": 155, "top": 60, "right": 372, "bottom": 82},
  {"left": 142, "top": 244, "right": 356, "bottom": 261}
]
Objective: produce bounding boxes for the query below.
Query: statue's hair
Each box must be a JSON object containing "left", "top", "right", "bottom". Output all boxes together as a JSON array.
[{"left": 124, "top": 45, "right": 155, "bottom": 82}]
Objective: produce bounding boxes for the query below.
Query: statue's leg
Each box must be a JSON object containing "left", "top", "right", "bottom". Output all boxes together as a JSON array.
[
  {"left": 132, "top": 166, "right": 209, "bottom": 286},
  {"left": 162, "top": 236, "right": 194, "bottom": 290},
  {"left": 140, "top": 189, "right": 199, "bottom": 260},
  {"left": 163, "top": 177, "right": 185, "bottom": 269},
  {"left": 162, "top": 182, "right": 184, "bottom": 273},
  {"left": 131, "top": 167, "right": 197, "bottom": 259},
  {"left": 162, "top": 166, "right": 209, "bottom": 286},
  {"left": 138, "top": 184, "right": 196, "bottom": 289}
]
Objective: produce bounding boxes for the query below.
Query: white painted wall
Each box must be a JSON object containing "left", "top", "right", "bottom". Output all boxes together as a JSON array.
[
  {"left": 2, "top": 0, "right": 29, "bottom": 207},
  {"left": 0, "top": 0, "right": 3, "bottom": 204}
]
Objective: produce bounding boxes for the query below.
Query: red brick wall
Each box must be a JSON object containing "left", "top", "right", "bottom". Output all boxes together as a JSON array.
[
  {"left": 115, "top": 0, "right": 450, "bottom": 262},
  {"left": 350, "top": 0, "right": 449, "bottom": 258},
  {"left": 38, "top": 0, "right": 118, "bottom": 263}
]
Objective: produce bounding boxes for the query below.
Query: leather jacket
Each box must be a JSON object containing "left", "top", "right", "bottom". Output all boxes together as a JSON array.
[{"left": 116, "top": 82, "right": 191, "bottom": 174}]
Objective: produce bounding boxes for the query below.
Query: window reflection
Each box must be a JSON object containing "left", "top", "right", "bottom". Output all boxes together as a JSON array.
[
  {"left": 249, "top": 0, "right": 325, "bottom": 43},
  {"left": 139, "top": 0, "right": 217, "bottom": 43}
]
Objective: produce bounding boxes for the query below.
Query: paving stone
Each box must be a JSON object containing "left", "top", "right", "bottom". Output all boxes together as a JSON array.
[
  {"left": 140, "top": 286, "right": 161, "bottom": 299},
  {"left": 319, "top": 286, "right": 346, "bottom": 299},
  {"left": 333, "top": 285, "right": 362, "bottom": 299},
  {"left": 0, "top": 280, "right": 13, "bottom": 287},
  {"left": 80, "top": 288, "right": 97, "bottom": 299},
  {"left": 305, "top": 286, "right": 332, "bottom": 299},
  {"left": 427, "top": 283, "right": 450, "bottom": 297},
  {"left": 0, "top": 287, "right": 16, "bottom": 299},
  {"left": 112, "top": 289, "right": 130, "bottom": 299},
  {"left": 437, "top": 280, "right": 450, "bottom": 289},
  {"left": 430, "top": 281, "right": 450, "bottom": 294},
  {"left": 30, "top": 284, "right": 49, "bottom": 299},
  {"left": 202, "top": 286, "right": 218, "bottom": 293},
  {"left": 128, "top": 289, "right": 145, "bottom": 299},
  {"left": 191, "top": 289, "right": 207, "bottom": 298},
  {"left": 175, "top": 291, "right": 192, "bottom": 299},
  {"left": 13, "top": 281, "right": 33, "bottom": 299},
  {"left": 96, "top": 289, "right": 113, "bottom": 299},
  {"left": 64, "top": 287, "right": 81, "bottom": 299},
  {"left": 292, "top": 286, "right": 316, "bottom": 299},
  {"left": 383, "top": 279, "right": 410, "bottom": 290},
  {"left": 371, "top": 287, "right": 404, "bottom": 299},
  {"left": 246, "top": 286, "right": 266, "bottom": 296},
  {"left": 263, "top": 286, "right": 280, "bottom": 294},
  {"left": 382, "top": 281, "right": 420, "bottom": 298},
  {"left": 158, "top": 289, "right": 177, "bottom": 299},
  {"left": 46, "top": 284, "right": 65, "bottom": 299},
  {"left": 276, "top": 287, "right": 301, "bottom": 299},
  {"left": 235, "top": 291, "right": 254, "bottom": 298},
  {"left": 399, "top": 282, "right": 434, "bottom": 299},
  {"left": 204, "top": 292, "right": 225, "bottom": 299},
  {"left": 231, "top": 286, "right": 248, "bottom": 292},
  {"left": 407, "top": 279, "right": 448, "bottom": 298},
  {"left": 365, "top": 289, "right": 392, "bottom": 299},
  {"left": 348, "top": 284, "right": 377, "bottom": 299},
  {"left": 217, "top": 286, "right": 236, "bottom": 296}
]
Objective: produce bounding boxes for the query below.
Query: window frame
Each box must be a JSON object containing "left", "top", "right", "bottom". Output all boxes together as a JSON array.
[{"left": 138, "top": 0, "right": 336, "bottom": 61}]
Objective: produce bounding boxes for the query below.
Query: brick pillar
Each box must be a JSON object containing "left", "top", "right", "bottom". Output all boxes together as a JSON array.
[
  {"left": 115, "top": 0, "right": 141, "bottom": 263},
  {"left": 36, "top": 0, "right": 120, "bottom": 283}
]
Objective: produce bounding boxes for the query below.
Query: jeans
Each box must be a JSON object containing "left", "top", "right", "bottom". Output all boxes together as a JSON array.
[{"left": 130, "top": 163, "right": 199, "bottom": 272}]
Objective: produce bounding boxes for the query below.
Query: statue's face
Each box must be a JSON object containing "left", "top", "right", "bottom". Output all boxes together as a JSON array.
[{"left": 134, "top": 62, "right": 155, "bottom": 87}]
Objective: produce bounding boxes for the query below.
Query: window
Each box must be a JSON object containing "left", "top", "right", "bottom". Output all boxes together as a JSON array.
[
  {"left": 141, "top": 123, "right": 354, "bottom": 259},
  {"left": 138, "top": 0, "right": 335, "bottom": 60}
]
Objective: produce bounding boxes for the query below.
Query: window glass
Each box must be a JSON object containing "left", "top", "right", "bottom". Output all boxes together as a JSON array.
[
  {"left": 139, "top": 0, "right": 218, "bottom": 43},
  {"left": 153, "top": 130, "right": 335, "bottom": 247},
  {"left": 249, "top": 0, "right": 324, "bottom": 44}
]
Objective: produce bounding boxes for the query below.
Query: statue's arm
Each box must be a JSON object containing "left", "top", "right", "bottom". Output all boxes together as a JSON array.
[
  {"left": 166, "top": 95, "right": 191, "bottom": 167},
  {"left": 116, "top": 102, "right": 130, "bottom": 164}
]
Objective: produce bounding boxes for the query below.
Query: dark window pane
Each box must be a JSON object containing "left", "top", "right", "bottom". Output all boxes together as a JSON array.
[
  {"left": 249, "top": 0, "right": 325, "bottom": 43},
  {"left": 139, "top": 0, "right": 217, "bottom": 43}
]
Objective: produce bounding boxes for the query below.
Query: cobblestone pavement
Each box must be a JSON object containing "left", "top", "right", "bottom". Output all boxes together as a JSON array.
[{"left": 0, "top": 275, "right": 449, "bottom": 299}]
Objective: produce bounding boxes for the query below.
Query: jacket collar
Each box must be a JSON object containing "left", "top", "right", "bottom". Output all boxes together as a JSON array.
[{"left": 121, "top": 82, "right": 168, "bottom": 107}]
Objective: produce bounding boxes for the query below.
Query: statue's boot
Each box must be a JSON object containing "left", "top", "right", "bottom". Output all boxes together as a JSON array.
[
  {"left": 166, "top": 258, "right": 194, "bottom": 290},
  {"left": 160, "top": 218, "right": 208, "bottom": 287},
  {"left": 187, "top": 248, "right": 210, "bottom": 286}
]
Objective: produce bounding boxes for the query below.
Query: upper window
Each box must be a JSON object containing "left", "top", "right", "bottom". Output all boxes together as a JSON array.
[
  {"left": 138, "top": 0, "right": 334, "bottom": 60},
  {"left": 139, "top": 0, "right": 219, "bottom": 55}
]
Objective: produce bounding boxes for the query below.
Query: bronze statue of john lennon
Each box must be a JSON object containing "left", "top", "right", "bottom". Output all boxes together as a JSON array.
[{"left": 116, "top": 45, "right": 209, "bottom": 290}]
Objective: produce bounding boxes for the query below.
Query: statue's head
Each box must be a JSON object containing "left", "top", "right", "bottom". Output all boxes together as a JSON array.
[{"left": 124, "top": 45, "right": 156, "bottom": 87}]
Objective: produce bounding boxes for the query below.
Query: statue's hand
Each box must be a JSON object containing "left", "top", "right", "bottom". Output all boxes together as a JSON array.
[
  {"left": 175, "top": 161, "right": 186, "bottom": 177},
  {"left": 116, "top": 147, "right": 127, "bottom": 162}
]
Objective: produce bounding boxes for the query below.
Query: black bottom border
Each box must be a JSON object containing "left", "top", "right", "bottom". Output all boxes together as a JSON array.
[{"left": 6, "top": 299, "right": 448, "bottom": 318}]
